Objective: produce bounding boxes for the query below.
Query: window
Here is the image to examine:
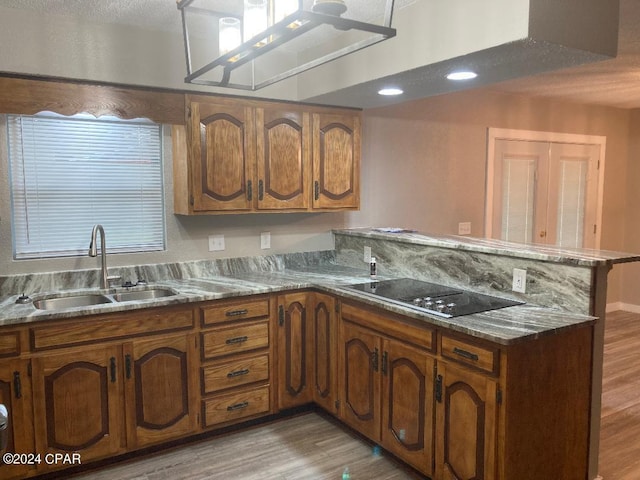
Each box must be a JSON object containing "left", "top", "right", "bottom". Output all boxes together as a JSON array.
[{"left": 7, "top": 112, "right": 165, "bottom": 259}]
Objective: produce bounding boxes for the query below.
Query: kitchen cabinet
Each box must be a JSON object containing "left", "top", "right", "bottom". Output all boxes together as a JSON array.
[
  {"left": 339, "top": 304, "right": 435, "bottom": 475},
  {"left": 31, "top": 344, "right": 125, "bottom": 470},
  {"left": 312, "top": 112, "right": 361, "bottom": 210},
  {"left": 309, "top": 292, "right": 338, "bottom": 414},
  {"left": 276, "top": 292, "right": 312, "bottom": 409},
  {"left": 0, "top": 358, "right": 35, "bottom": 480},
  {"left": 199, "top": 296, "right": 274, "bottom": 428},
  {"left": 123, "top": 333, "right": 198, "bottom": 449},
  {"left": 29, "top": 305, "right": 197, "bottom": 473},
  {"left": 435, "top": 361, "right": 497, "bottom": 480},
  {"left": 175, "top": 95, "right": 360, "bottom": 214},
  {"left": 277, "top": 291, "right": 339, "bottom": 413}
]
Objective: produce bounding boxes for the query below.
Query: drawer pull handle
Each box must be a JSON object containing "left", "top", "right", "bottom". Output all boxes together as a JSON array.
[
  {"left": 226, "top": 309, "right": 249, "bottom": 317},
  {"left": 13, "top": 371, "right": 21, "bottom": 399},
  {"left": 226, "top": 336, "right": 249, "bottom": 345},
  {"left": 453, "top": 347, "right": 479, "bottom": 361},
  {"left": 227, "top": 401, "right": 249, "bottom": 411},
  {"left": 227, "top": 368, "right": 250, "bottom": 378}
]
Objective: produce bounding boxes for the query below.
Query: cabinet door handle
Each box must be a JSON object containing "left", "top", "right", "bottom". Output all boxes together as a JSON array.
[
  {"left": 13, "top": 371, "right": 21, "bottom": 399},
  {"left": 247, "top": 180, "right": 253, "bottom": 201},
  {"left": 453, "top": 347, "right": 479, "bottom": 362},
  {"left": 314, "top": 181, "right": 319, "bottom": 200},
  {"left": 381, "top": 351, "right": 388, "bottom": 375},
  {"left": 110, "top": 357, "right": 117, "bottom": 383},
  {"left": 227, "top": 401, "right": 249, "bottom": 411},
  {"left": 278, "top": 305, "right": 285, "bottom": 327},
  {"left": 372, "top": 347, "right": 379, "bottom": 372},
  {"left": 435, "top": 374, "right": 443, "bottom": 403},
  {"left": 225, "top": 336, "right": 248, "bottom": 345},
  {"left": 258, "top": 179, "right": 264, "bottom": 201},
  {"left": 125, "top": 354, "right": 132, "bottom": 380},
  {"left": 227, "top": 368, "right": 250, "bottom": 378},
  {"left": 225, "top": 309, "right": 249, "bottom": 317}
]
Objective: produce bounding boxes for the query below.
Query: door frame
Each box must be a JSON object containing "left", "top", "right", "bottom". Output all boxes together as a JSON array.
[{"left": 485, "top": 128, "right": 606, "bottom": 249}]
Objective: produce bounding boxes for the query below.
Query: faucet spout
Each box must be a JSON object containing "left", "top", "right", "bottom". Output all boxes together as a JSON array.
[{"left": 89, "top": 224, "right": 109, "bottom": 289}]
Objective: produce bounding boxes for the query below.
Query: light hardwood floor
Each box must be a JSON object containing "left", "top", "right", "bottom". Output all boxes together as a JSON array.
[
  {"left": 69, "top": 412, "right": 420, "bottom": 480},
  {"left": 598, "top": 310, "right": 640, "bottom": 480},
  {"left": 66, "top": 311, "right": 638, "bottom": 480}
]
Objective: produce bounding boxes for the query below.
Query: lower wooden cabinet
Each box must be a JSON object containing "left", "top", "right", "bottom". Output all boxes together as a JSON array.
[
  {"left": 199, "top": 296, "right": 274, "bottom": 429},
  {"left": 0, "top": 359, "right": 35, "bottom": 480},
  {"left": 123, "top": 333, "right": 199, "bottom": 449},
  {"left": 276, "top": 291, "right": 338, "bottom": 413},
  {"left": 435, "top": 361, "right": 497, "bottom": 480},
  {"left": 31, "top": 344, "right": 125, "bottom": 470},
  {"left": 339, "top": 317, "right": 435, "bottom": 475},
  {"left": 276, "top": 292, "right": 312, "bottom": 409}
]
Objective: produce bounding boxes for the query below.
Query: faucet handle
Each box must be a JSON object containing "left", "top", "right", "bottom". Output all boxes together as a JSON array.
[{"left": 107, "top": 275, "right": 122, "bottom": 288}]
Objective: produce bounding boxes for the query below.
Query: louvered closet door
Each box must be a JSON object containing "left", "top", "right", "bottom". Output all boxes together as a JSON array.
[{"left": 491, "top": 139, "right": 599, "bottom": 248}]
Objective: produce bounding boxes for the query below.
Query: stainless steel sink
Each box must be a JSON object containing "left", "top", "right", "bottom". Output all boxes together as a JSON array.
[
  {"left": 33, "top": 294, "right": 114, "bottom": 310},
  {"left": 111, "top": 288, "right": 176, "bottom": 302}
]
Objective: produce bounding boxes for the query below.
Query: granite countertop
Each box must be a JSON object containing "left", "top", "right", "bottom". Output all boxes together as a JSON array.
[
  {"left": 0, "top": 264, "right": 596, "bottom": 346},
  {"left": 335, "top": 228, "right": 640, "bottom": 266}
]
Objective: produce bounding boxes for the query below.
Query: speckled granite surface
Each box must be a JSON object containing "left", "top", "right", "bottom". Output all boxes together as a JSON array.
[
  {"left": 0, "top": 259, "right": 595, "bottom": 345},
  {"left": 334, "top": 228, "right": 640, "bottom": 266}
]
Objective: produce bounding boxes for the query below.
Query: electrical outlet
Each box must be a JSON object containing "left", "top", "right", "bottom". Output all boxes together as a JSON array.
[
  {"left": 364, "top": 246, "right": 372, "bottom": 263},
  {"left": 458, "top": 222, "right": 471, "bottom": 235},
  {"left": 208, "top": 234, "right": 225, "bottom": 252},
  {"left": 260, "top": 231, "right": 271, "bottom": 249},
  {"left": 512, "top": 268, "right": 527, "bottom": 293}
]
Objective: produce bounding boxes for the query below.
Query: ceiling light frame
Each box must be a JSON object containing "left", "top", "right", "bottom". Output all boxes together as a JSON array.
[{"left": 177, "top": 0, "right": 397, "bottom": 90}]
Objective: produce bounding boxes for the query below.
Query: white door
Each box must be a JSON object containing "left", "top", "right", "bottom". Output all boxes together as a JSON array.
[{"left": 488, "top": 136, "right": 601, "bottom": 249}]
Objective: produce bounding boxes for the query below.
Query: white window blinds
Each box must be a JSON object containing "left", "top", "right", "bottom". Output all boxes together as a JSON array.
[{"left": 7, "top": 113, "right": 165, "bottom": 259}]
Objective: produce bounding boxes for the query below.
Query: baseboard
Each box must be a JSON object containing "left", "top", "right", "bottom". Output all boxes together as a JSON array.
[{"left": 606, "top": 302, "right": 640, "bottom": 313}]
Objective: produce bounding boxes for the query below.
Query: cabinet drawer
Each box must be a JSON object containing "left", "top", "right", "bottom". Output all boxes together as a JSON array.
[
  {"left": 203, "top": 385, "right": 271, "bottom": 427},
  {"left": 202, "top": 353, "right": 269, "bottom": 394},
  {"left": 202, "top": 297, "right": 270, "bottom": 326},
  {"left": 201, "top": 321, "right": 269, "bottom": 359},
  {"left": 440, "top": 335, "right": 499, "bottom": 375}
]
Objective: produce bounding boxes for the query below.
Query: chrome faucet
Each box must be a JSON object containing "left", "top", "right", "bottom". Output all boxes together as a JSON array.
[{"left": 89, "top": 224, "right": 119, "bottom": 289}]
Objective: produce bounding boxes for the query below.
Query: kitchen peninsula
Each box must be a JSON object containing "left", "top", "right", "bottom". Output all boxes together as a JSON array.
[{"left": 1, "top": 229, "right": 638, "bottom": 480}]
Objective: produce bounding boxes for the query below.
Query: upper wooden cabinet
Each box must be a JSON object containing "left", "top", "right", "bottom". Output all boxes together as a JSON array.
[
  {"left": 312, "top": 112, "right": 360, "bottom": 210},
  {"left": 175, "top": 95, "right": 360, "bottom": 214}
]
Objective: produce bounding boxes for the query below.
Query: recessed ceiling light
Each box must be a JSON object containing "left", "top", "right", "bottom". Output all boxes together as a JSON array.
[
  {"left": 446, "top": 71, "right": 478, "bottom": 81},
  {"left": 378, "top": 87, "right": 404, "bottom": 96}
]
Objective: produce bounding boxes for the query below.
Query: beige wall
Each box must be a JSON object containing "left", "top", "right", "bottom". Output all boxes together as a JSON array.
[
  {"left": 621, "top": 110, "right": 640, "bottom": 307},
  {"left": 351, "top": 89, "right": 634, "bottom": 304}
]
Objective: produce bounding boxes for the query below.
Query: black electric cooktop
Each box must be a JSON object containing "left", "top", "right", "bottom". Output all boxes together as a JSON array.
[{"left": 346, "top": 278, "right": 523, "bottom": 318}]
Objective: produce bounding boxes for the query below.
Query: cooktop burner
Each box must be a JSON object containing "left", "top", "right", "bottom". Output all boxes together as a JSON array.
[{"left": 346, "top": 278, "right": 523, "bottom": 318}]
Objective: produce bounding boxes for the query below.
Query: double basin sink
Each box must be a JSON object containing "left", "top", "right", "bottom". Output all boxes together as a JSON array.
[{"left": 33, "top": 288, "right": 176, "bottom": 311}]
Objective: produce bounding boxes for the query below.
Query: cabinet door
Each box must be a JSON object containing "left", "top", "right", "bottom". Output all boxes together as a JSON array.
[
  {"left": 277, "top": 292, "right": 313, "bottom": 409},
  {"left": 339, "top": 321, "right": 381, "bottom": 442},
  {"left": 310, "top": 293, "right": 337, "bottom": 413},
  {"left": 189, "top": 100, "right": 255, "bottom": 212},
  {"left": 382, "top": 339, "right": 435, "bottom": 476},
  {"left": 0, "top": 360, "right": 34, "bottom": 480},
  {"left": 32, "top": 345, "right": 124, "bottom": 468},
  {"left": 435, "top": 362, "right": 498, "bottom": 480},
  {"left": 123, "top": 333, "right": 198, "bottom": 449},
  {"left": 312, "top": 112, "right": 360, "bottom": 210},
  {"left": 256, "top": 107, "right": 310, "bottom": 210}
]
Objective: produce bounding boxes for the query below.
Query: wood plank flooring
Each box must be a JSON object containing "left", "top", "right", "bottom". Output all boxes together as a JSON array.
[
  {"left": 69, "top": 412, "right": 420, "bottom": 480},
  {"left": 598, "top": 310, "right": 640, "bottom": 480},
  {"left": 67, "top": 310, "right": 639, "bottom": 480}
]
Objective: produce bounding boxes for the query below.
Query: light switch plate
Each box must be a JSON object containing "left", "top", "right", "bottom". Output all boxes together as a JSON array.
[
  {"left": 260, "top": 231, "right": 271, "bottom": 249},
  {"left": 208, "top": 234, "right": 225, "bottom": 252},
  {"left": 512, "top": 268, "right": 527, "bottom": 293}
]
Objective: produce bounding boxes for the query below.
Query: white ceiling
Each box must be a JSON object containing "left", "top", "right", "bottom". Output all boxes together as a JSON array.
[{"left": 2, "top": 0, "right": 639, "bottom": 110}]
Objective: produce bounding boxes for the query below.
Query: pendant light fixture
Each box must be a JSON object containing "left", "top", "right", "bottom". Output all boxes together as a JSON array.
[{"left": 177, "top": 0, "right": 397, "bottom": 91}]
